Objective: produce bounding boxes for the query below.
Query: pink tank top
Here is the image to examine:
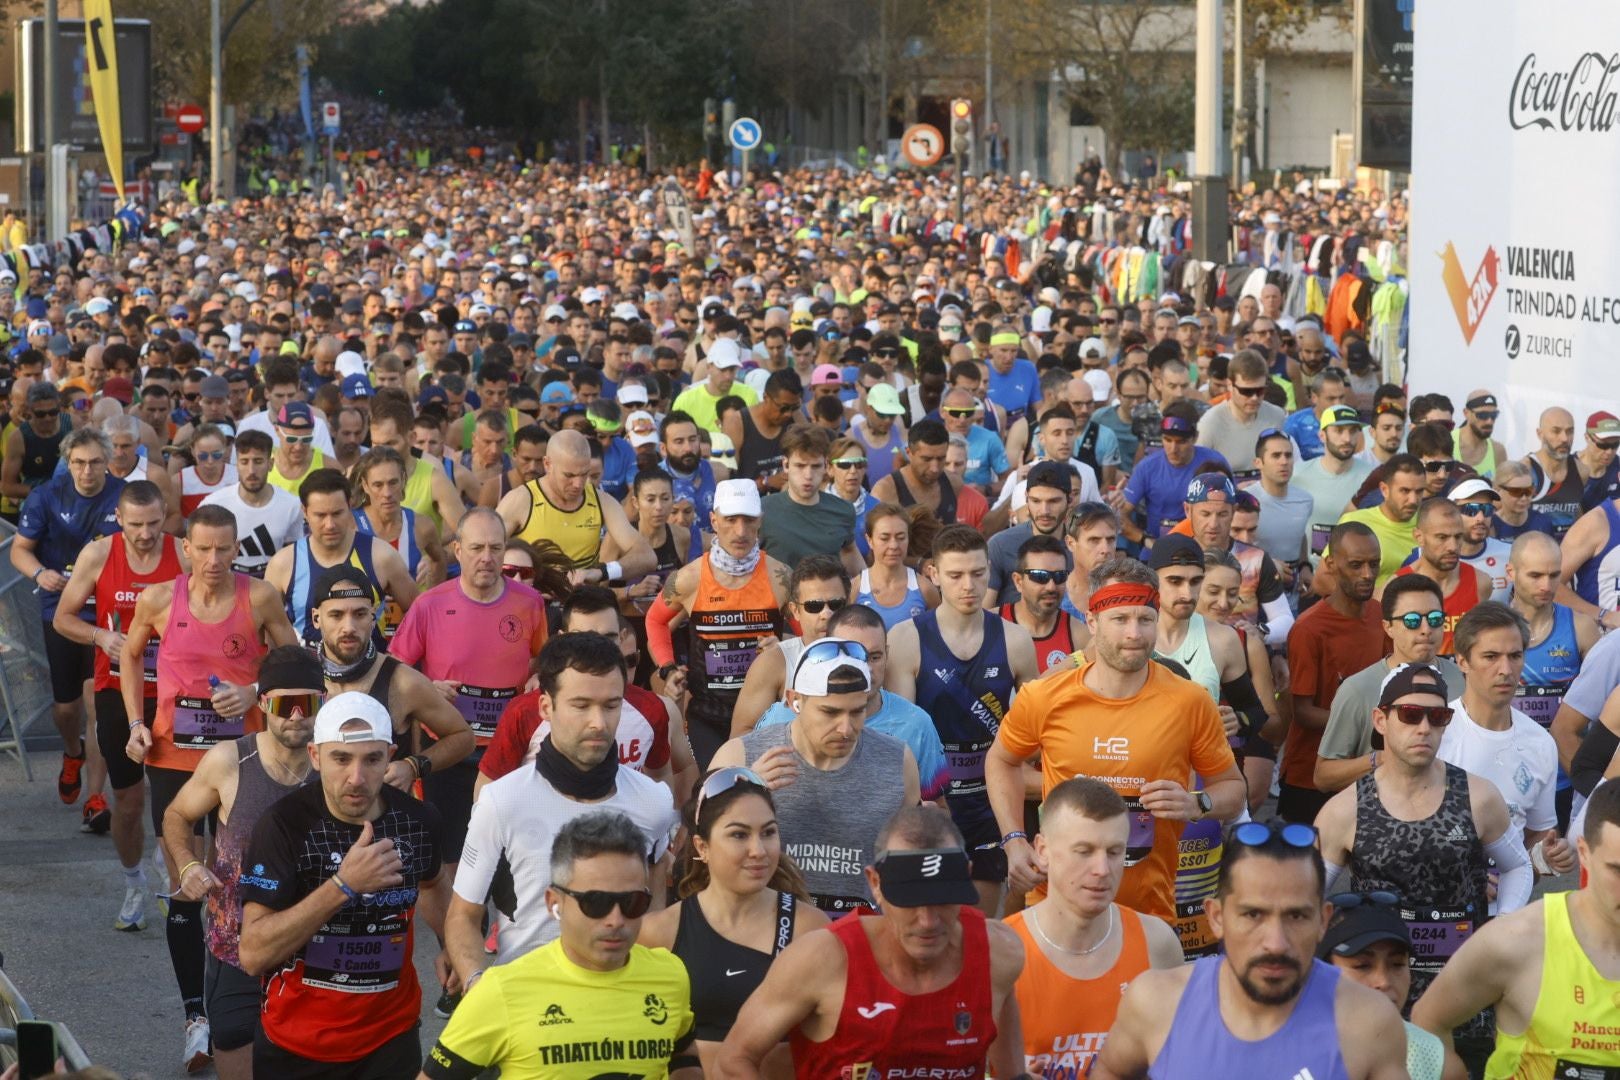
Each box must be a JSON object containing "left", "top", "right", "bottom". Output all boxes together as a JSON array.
[{"left": 150, "top": 573, "right": 266, "bottom": 772}]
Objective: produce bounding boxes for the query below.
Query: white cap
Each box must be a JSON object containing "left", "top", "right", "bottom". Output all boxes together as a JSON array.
[
  {"left": 312, "top": 691, "right": 394, "bottom": 746},
  {"left": 625, "top": 409, "right": 658, "bottom": 448},
  {"left": 580, "top": 286, "right": 604, "bottom": 305},
  {"left": 1038, "top": 286, "right": 1062, "bottom": 307},
  {"left": 234, "top": 281, "right": 259, "bottom": 302},
  {"left": 611, "top": 301, "right": 641, "bottom": 322},
  {"left": 713, "top": 477, "right": 761, "bottom": 517},
  {"left": 543, "top": 304, "right": 568, "bottom": 323},
  {"left": 1448, "top": 478, "right": 1500, "bottom": 503},
  {"left": 84, "top": 298, "right": 112, "bottom": 316},
  {"left": 336, "top": 351, "right": 367, "bottom": 379},
  {"left": 616, "top": 382, "right": 650, "bottom": 406},
  {"left": 1082, "top": 368, "right": 1114, "bottom": 403},
  {"left": 1030, "top": 306, "right": 1053, "bottom": 333},
  {"left": 792, "top": 638, "right": 873, "bottom": 696},
  {"left": 707, "top": 337, "right": 744, "bottom": 370},
  {"left": 1079, "top": 336, "right": 1106, "bottom": 358},
  {"left": 709, "top": 431, "right": 738, "bottom": 470}
]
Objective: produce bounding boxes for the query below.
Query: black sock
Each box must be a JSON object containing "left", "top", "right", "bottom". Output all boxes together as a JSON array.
[{"left": 166, "top": 901, "right": 206, "bottom": 1019}]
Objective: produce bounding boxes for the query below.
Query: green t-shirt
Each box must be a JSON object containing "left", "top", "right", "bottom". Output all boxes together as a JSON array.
[
  {"left": 672, "top": 380, "right": 758, "bottom": 434},
  {"left": 1336, "top": 505, "right": 1418, "bottom": 585},
  {"left": 758, "top": 490, "right": 856, "bottom": 569}
]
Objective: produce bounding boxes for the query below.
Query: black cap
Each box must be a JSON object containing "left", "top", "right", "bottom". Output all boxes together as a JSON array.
[
  {"left": 1318, "top": 901, "right": 1410, "bottom": 959},
  {"left": 1377, "top": 662, "right": 1447, "bottom": 709},
  {"left": 874, "top": 848, "right": 978, "bottom": 908},
  {"left": 554, "top": 348, "right": 583, "bottom": 370},
  {"left": 1026, "top": 460, "right": 1072, "bottom": 496},
  {"left": 257, "top": 646, "right": 325, "bottom": 694},
  {"left": 311, "top": 565, "right": 374, "bottom": 607},
  {"left": 1149, "top": 534, "right": 1205, "bottom": 570}
]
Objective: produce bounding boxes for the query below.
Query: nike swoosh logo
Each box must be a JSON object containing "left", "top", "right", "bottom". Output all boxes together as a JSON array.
[
  {"left": 1184, "top": 648, "right": 1199, "bottom": 666},
  {"left": 857, "top": 1003, "right": 897, "bottom": 1019},
  {"left": 725, "top": 968, "right": 746, "bottom": 977}
]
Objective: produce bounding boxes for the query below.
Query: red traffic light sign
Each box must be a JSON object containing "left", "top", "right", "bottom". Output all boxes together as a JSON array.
[
  {"left": 902, "top": 124, "right": 945, "bottom": 168},
  {"left": 175, "top": 104, "right": 205, "bottom": 134}
]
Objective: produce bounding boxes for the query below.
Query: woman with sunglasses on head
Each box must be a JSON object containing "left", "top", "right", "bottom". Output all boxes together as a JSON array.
[
  {"left": 854, "top": 502, "right": 938, "bottom": 632},
  {"left": 639, "top": 767, "right": 828, "bottom": 1076}
]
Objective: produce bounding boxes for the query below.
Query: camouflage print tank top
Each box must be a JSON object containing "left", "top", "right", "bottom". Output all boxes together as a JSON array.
[{"left": 1349, "top": 762, "right": 1493, "bottom": 1043}]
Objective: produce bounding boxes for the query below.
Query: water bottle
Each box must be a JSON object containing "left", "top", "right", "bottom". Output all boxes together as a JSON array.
[{"left": 208, "top": 675, "right": 242, "bottom": 725}]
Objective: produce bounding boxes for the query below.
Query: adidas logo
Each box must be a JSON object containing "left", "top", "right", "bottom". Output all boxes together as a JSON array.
[
  {"left": 1291, "top": 1069, "right": 1317, "bottom": 1080},
  {"left": 1446, "top": 825, "right": 1470, "bottom": 842}
]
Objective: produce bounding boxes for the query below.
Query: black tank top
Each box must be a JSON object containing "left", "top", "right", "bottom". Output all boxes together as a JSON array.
[
  {"left": 672, "top": 890, "right": 797, "bottom": 1041},
  {"left": 891, "top": 468, "right": 958, "bottom": 526},
  {"left": 652, "top": 524, "right": 681, "bottom": 577},
  {"left": 20, "top": 420, "right": 69, "bottom": 486},
  {"left": 736, "top": 407, "right": 785, "bottom": 482}
]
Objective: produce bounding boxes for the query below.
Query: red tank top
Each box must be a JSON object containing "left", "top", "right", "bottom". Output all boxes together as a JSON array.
[
  {"left": 791, "top": 907, "right": 997, "bottom": 1078},
  {"left": 95, "top": 534, "right": 183, "bottom": 693},
  {"left": 151, "top": 573, "right": 266, "bottom": 772},
  {"left": 998, "top": 603, "right": 1077, "bottom": 671}
]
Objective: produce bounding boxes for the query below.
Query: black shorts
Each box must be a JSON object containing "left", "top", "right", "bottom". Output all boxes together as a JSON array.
[
  {"left": 421, "top": 760, "right": 475, "bottom": 863},
  {"left": 42, "top": 620, "right": 93, "bottom": 705},
  {"left": 960, "top": 817, "right": 1008, "bottom": 884},
  {"left": 204, "top": 952, "right": 261, "bottom": 1052},
  {"left": 147, "top": 764, "right": 204, "bottom": 839},
  {"left": 1276, "top": 782, "right": 1331, "bottom": 826},
  {"left": 94, "top": 689, "right": 152, "bottom": 792},
  {"left": 1240, "top": 732, "right": 1277, "bottom": 761},
  {"left": 254, "top": 1023, "right": 420, "bottom": 1080}
]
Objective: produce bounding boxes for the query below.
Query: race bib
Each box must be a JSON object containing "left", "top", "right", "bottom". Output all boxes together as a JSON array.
[
  {"left": 378, "top": 598, "right": 404, "bottom": 639},
  {"left": 171, "top": 695, "right": 245, "bottom": 748},
  {"left": 302, "top": 914, "right": 408, "bottom": 993},
  {"left": 454, "top": 684, "right": 517, "bottom": 740},
  {"left": 1400, "top": 906, "right": 1473, "bottom": 972},
  {"left": 1122, "top": 795, "right": 1157, "bottom": 867},
  {"left": 1174, "top": 900, "right": 1220, "bottom": 959},
  {"left": 702, "top": 641, "right": 758, "bottom": 685},
  {"left": 942, "top": 740, "right": 992, "bottom": 800},
  {"left": 109, "top": 636, "right": 161, "bottom": 686},
  {"left": 1310, "top": 522, "right": 1333, "bottom": 557},
  {"left": 1514, "top": 683, "right": 1567, "bottom": 729}
]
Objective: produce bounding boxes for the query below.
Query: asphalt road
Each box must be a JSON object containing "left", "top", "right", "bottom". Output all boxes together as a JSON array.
[{"left": 0, "top": 749, "right": 450, "bottom": 1079}]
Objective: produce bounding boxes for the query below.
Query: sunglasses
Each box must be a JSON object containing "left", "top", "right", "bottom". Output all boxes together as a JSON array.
[
  {"left": 831, "top": 458, "right": 867, "bottom": 469},
  {"left": 1423, "top": 459, "right": 1455, "bottom": 472},
  {"left": 1019, "top": 568, "right": 1069, "bottom": 585},
  {"left": 1595, "top": 440, "right": 1620, "bottom": 452},
  {"left": 695, "top": 765, "right": 768, "bottom": 823},
  {"left": 1428, "top": 419, "right": 1456, "bottom": 430},
  {"left": 195, "top": 450, "right": 228, "bottom": 462},
  {"left": 1386, "top": 703, "right": 1454, "bottom": 727},
  {"left": 502, "top": 563, "right": 535, "bottom": 580},
  {"left": 1498, "top": 484, "right": 1534, "bottom": 498},
  {"left": 263, "top": 691, "right": 324, "bottom": 719},
  {"left": 183, "top": 392, "right": 201, "bottom": 402},
  {"left": 281, "top": 433, "right": 315, "bottom": 445},
  {"left": 1327, "top": 890, "right": 1400, "bottom": 910},
  {"left": 798, "top": 637, "right": 869, "bottom": 668},
  {"left": 1231, "top": 820, "right": 1318, "bottom": 850},
  {"left": 797, "top": 597, "right": 849, "bottom": 615},
  {"left": 1457, "top": 502, "right": 1494, "bottom": 517},
  {"left": 1471, "top": 411, "right": 1499, "bottom": 422},
  {"left": 1098, "top": 317, "right": 1118, "bottom": 325},
  {"left": 943, "top": 407, "right": 977, "bottom": 419},
  {"left": 1233, "top": 384, "right": 1268, "bottom": 398},
  {"left": 32, "top": 408, "right": 60, "bottom": 419},
  {"left": 552, "top": 884, "right": 653, "bottom": 920},
  {"left": 1393, "top": 609, "right": 1446, "bottom": 630}
]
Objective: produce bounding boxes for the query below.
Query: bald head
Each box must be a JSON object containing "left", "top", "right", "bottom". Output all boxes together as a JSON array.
[
  {"left": 547, "top": 428, "right": 591, "bottom": 464},
  {"left": 1416, "top": 497, "right": 1462, "bottom": 529},
  {"left": 1066, "top": 375, "right": 1097, "bottom": 406}
]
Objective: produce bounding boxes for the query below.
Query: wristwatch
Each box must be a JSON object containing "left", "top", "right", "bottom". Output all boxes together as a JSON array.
[
  {"left": 1195, "top": 791, "right": 1214, "bottom": 818},
  {"left": 409, "top": 753, "right": 434, "bottom": 779},
  {"left": 656, "top": 662, "right": 680, "bottom": 680}
]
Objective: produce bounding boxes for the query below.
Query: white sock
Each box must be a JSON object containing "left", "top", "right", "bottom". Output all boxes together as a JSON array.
[{"left": 123, "top": 864, "right": 145, "bottom": 887}]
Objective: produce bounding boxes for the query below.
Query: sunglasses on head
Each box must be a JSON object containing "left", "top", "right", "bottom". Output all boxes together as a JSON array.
[
  {"left": 552, "top": 884, "right": 653, "bottom": 920},
  {"left": 1234, "top": 383, "right": 1268, "bottom": 398},
  {"left": 1231, "top": 820, "right": 1317, "bottom": 850},
  {"left": 1393, "top": 609, "right": 1446, "bottom": 630},
  {"left": 1019, "top": 568, "right": 1069, "bottom": 586},
  {"left": 263, "top": 691, "right": 324, "bottom": 719},
  {"left": 695, "top": 765, "right": 769, "bottom": 823},
  {"left": 797, "top": 597, "right": 848, "bottom": 615},
  {"left": 1327, "top": 889, "right": 1400, "bottom": 910},
  {"left": 798, "top": 637, "right": 869, "bottom": 668},
  {"left": 1386, "top": 703, "right": 1454, "bottom": 727}
]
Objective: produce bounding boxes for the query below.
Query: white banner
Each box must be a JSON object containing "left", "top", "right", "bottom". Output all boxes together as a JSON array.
[{"left": 1410, "top": 3, "right": 1620, "bottom": 455}]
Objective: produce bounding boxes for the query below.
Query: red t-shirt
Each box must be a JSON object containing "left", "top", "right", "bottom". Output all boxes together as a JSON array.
[
  {"left": 1283, "top": 598, "right": 1389, "bottom": 788},
  {"left": 478, "top": 683, "right": 672, "bottom": 781}
]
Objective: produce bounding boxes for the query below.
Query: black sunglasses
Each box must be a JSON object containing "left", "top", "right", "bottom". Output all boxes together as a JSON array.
[
  {"left": 1019, "top": 568, "right": 1069, "bottom": 585},
  {"left": 1423, "top": 459, "right": 1455, "bottom": 473},
  {"left": 797, "top": 597, "right": 848, "bottom": 615},
  {"left": 552, "top": 884, "right": 653, "bottom": 919},
  {"left": 1233, "top": 384, "right": 1268, "bottom": 398},
  {"left": 1327, "top": 890, "right": 1400, "bottom": 910}
]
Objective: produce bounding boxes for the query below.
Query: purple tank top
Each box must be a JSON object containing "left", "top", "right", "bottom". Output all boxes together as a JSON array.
[{"left": 1149, "top": 955, "right": 1349, "bottom": 1080}]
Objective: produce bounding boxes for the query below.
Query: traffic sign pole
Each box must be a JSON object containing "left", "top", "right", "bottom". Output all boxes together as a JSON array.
[{"left": 728, "top": 116, "right": 762, "bottom": 180}]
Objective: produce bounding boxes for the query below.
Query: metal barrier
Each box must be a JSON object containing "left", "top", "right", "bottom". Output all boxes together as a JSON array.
[
  {"left": 0, "top": 962, "right": 93, "bottom": 1071},
  {"left": 0, "top": 522, "right": 51, "bottom": 778}
]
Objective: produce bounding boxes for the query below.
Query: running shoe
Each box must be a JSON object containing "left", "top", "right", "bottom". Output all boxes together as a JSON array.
[
  {"left": 114, "top": 883, "right": 146, "bottom": 932},
  {"left": 434, "top": 989, "right": 462, "bottom": 1018},
  {"left": 484, "top": 922, "right": 499, "bottom": 955},
  {"left": 183, "top": 1015, "right": 212, "bottom": 1074},
  {"left": 58, "top": 751, "right": 85, "bottom": 804},
  {"left": 81, "top": 793, "right": 111, "bottom": 834}
]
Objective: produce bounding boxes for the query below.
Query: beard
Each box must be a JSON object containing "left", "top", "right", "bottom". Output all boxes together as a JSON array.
[
  {"left": 669, "top": 451, "right": 700, "bottom": 473},
  {"left": 1094, "top": 633, "right": 1151, "bottom": 674},
  {"left": 1234, "top": 954, "right": 1306, "bottom": 1006}
]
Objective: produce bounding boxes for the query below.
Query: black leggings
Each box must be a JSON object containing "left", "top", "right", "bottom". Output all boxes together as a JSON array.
[{"left": 254, "top": 1024, "right": 421, "bottom": 1080}]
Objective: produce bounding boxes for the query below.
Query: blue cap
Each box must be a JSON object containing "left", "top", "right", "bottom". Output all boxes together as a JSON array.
[
  {"left": 540, "top": 382, "right": 575, "bottom": 404},
  {"left": 341, "top": 373, "right": 373, "bottom": 398},
  {"left": 275, "top": 401, "right": 314, "bottom": 430},
  {"left": 417, "top": 385, "right": 449, "bottom": 408},
  {"left": 1185, "top": 473, "right": 1236, "bottom": 503},
  {"left": 453, "top": 320, "right": 476, "bottom": 334}
]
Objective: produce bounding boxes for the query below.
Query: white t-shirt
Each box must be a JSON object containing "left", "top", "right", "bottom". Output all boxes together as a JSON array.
[
  {"left": 1438, "top": 699, "right": 1558, "bottom": 842},
  {"left": 992, "top": 458, "right": 1102, "bottom": 512},
  {"left": 199, "top": 483, "right": 307, "bottom": 577},
  {"left": 454, "top": 765, "right": 678, "bottom": 965},
  {"left": 235, "top": 408, "right": 337, "bottom": 456}
]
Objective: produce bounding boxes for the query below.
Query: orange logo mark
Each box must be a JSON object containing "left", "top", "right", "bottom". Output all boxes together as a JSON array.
[{"left": 1439, "top": 242, "right": 1501, "bottom": 345}]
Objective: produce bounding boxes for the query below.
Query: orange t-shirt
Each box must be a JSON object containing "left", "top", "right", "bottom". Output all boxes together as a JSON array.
[
  {"left": 1006, "top": 904, "right": 1153, "bottom": 1077},
  {"left": 997, "top": 660, "right": 1235, "bottom": 919}
]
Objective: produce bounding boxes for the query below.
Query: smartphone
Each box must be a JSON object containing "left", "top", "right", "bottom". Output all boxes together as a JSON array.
[{"left": 16, "top": 1019, "right": 58, "bottom": 1079}]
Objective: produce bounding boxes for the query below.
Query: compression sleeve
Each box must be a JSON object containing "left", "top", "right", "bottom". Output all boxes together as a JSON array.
[
  {"left": 647, "top": 593, "right": 678, "bottom": 667},
  {"left": 1571, "top": 720, "right": 1620, "bottom": 797},
  {"left": 1221, "top": 671, "right": 1268, "bottom": 739},
  {"left": 1322, "top": 859, "right": 1346, "bottom": 898},
  {"left": 1485, "top": 833, "right": 1533, "bottom": 914},
  {"left": 1262, "top": 594, "right": 1294, "bottom": 646}
]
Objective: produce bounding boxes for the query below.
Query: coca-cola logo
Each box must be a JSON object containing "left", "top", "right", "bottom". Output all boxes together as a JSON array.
[{"left": 1509, "top": 52, "right": 1620, "bottom": 132}]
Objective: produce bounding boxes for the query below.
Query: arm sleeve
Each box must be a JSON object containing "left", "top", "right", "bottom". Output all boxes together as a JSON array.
[
  {"left": 1262, "top": 594, "right": 1294, "bottom": 646},
  {"left": 1220, "top": 671, "right": 1268, "bottom": 739},
  {"left": 1571, "top": 719, "right": 1620, "bottom": 797},
  {"left": 1485, "top": 832, "right": 1533, "bottom": 914},
  {"left": 646, "top": 593, "right": 678, "bottom": 667}
]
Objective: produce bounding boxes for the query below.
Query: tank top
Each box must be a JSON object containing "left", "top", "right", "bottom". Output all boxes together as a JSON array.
[
  {"left": 207, "top": 732, "right": 314, "bottom": 966},
  {"left": 403, "top": 455, "right": 442, "bottom": 528},
  {"left": 999, "top": 602, "right": 1078, "bottom": 672},
  {"left": 1483, "top": 891, "right": 1620, "bottom": 1079},
  {"left": 180, "top": 464, "right": 236, "bottom": 517},
  {"left": 687, "top": 556, "right": 782, "bottom": 731},
  {"left": 1531, "top": 456, "right": 1585, "bottom": 536},
  {"left": 1230, "top": 538, "right": 1268, "bottom": 621},
  {"left": 286, "top": 535, "right": 385, "bottom": 649},
  {"left": 1574, "top": 501, "right": 1620, "bottom": 611},
  {"left": 1156, "top": 614, "right": 1221, "bottom": 700},
  {"left": 267, "top": 447, "right": 325, "bottom": 495},
  {"left": 735, "top": 407, "right": 785, "bottom": 482},
  {"left": 790, "top": 907, "right": 997, "bottom": 1076},
  {"left": 672, "top": 890, "right": 797, "bottom": 1041},
  {"left": 1349, "top": 763, "right": 1492, "bottom": 1042},
  {"left": 515, "top": 478, "right": 603, "bottom": 568},
  {"left": 859, "top": 567, "right": 930, "bottom": 632},
  {"left": 95, "top": 533, "right": 183, "bottom": 692},
  {"left": 850, "top": 417, "right": 904, "bottom": 485},
  {"left": 739, "top": 722, "right": 907, "bottom": 912},
  {"left": 20, "top": 420, "right": 68, "bottom": 485},
  {"left": 151, "top": 573, "right": 266, "bottom": 772},
  {"left": 651, "top": 524, "right": 681, "bottom": 577},
  {"left": 892, "top": 467, "right": 958, "bottom": 526},
  {"left": 913, "top": 611, "right": 1015, "bottom": 836},
  {"left": 1454, "top": 429, "right": 1500, "bottom": 478},
  {"left": 1519, "top": 604, "right": 1581, "bottom": 731},
  {"left": 1006, "top": 904, "right": 1150, "bottom": 1078},
  {"left": 354, "top": 507, "right": 421, "bottom": 637},
  {"left": 1150, "top": 956, "right": 1349, "bottom": 1080}
]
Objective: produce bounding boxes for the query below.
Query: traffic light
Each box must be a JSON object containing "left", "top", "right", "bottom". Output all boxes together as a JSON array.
[
  {"left": 950, "top": 99, "right": 974, "bottom": 161},
  {"left": 703, "top": 98, "right": 719, "bottom": 142}
]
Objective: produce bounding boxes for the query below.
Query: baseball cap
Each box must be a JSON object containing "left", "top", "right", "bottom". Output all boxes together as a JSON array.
[
  {"left": 1161, "top": 414, "right": 1197, "bottom": 438},
  {"left": 1321, "top": 405, "right": 1364, "bottom": 428},
  {"left": 46, "top": 333, "right": 70, "bottom": 357},
  {"left": 616, "top": 383, "right": 650, "bottom": 407},
  {"left": 792, "top": 637, "right": 872, "bottom": 697},
  {"left": 612, "top": 302, "right": 641, "bottom": 322},
  {"left": 341, "top": 374, "right": 373, "bottom": 399},
  {"left": 625, "top": 410, "right": 658, "bottom": 448},
  {"left": 874, "top": 846, "right": 978, "bottom": 908},
  {"left": 275, "top": 401, "right": 314, "bottom": 430},
  {"left": 1318, "top": 896, "right": 1410, "bottom": 959},
  {"left": 553, "top": 347, "right": 583, "bottom": 371},
  {"left": 336, "top": 351, "right": 368, "bottom": 379},
  {"left": 84, "top": 297, "right": 113, "bottom": 316},
  {"left": 1149, "top": 534, "right": 1206, "bottom": 570},
  {"left": 1447, "top": 477, "right": 1499, "bottom": 503},
  {"left": 713, "top": 478, "right": 761, "bottom": 518},
  {"left": 1079, "top": 336, "right": 1105, "bottom": 359},
  {"left": 311, "top": 690, "right": 394, "bottom": 746},
  {"left": 1466, "top": 393, "right": 1500, "bottom": 411},
  {"left": 1026, "top": 460, "right": 1071, "bottom": 495},
  {"left": 311, "top": 565, "right": 374, "bottom": 608},
  {"left": 199, "top": 375, "right": 231, "bottom": 399},
  {"left": 709, "top": 431, "right": 738, "bottom": 470},
  {"left": 540, "top": 382, "right": 575, "bottom": 405},
  {"left": 256, "top": 647, "right": 326, "bottom": 694},
  {"left": 866, "top": 383, "right": 906, "bottom": 416},
  {"left": 707, "top": 338, "right": 744, "bottom": 370},
  {"left": 1185, "top": 473, "right": 1236, "bottom": 503},
  {"left": 417, "top": 385, "right": 449, "bottom": 410},
  {"left": 1377, "top": 663, "right": 1448, "bottom": 709},
  {"left": 580, "top": 286, "right": 604, "bottom": 305},
  {"left": 1588, "top": 411, "right": 1620, "bottom": 439},
  {"left": 453, "top": 320, "right": 476, "bottom": 334},
  {"left": 811, "top": 364, "right": 842, "bottom": 387},
  {"left": 542, "top": 304, "right": 568, "bottom": 323}
]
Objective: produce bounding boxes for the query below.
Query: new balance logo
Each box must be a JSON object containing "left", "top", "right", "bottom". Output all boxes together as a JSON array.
[
  {"left": 983, "top": 666, "right": 1000, "bottom": 678},
  {"left": 856, "top": 1002, "right": 897, "bottom": 1019},
  {"left": 932, "top": 668, "right": 953, "bottom": 684}
]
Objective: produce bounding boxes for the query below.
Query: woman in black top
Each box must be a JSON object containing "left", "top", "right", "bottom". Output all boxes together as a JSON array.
[{"left": 639, "top": 766, "right": 827, "bottom": 1076}]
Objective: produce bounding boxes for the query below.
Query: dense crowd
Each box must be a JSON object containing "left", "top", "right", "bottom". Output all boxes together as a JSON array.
[{"left": 3, "top": 126, "right": 1618, "bottom": 1080}]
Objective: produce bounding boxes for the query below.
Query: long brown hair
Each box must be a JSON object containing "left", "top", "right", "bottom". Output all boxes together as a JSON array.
[{"left": 675, "top": 772, "right": 812, "bottom": 902}]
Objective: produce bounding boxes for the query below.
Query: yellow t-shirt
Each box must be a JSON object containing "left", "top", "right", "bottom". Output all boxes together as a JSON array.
[
  {"left": 1335, "top": 504, "right": 1417, "bottom": 585},
  {"left": 672, "top": 380, "right": 757, "bottom": 434},
  {"left": 423, "top": 941, "right": 695, "bottom": 1079}
]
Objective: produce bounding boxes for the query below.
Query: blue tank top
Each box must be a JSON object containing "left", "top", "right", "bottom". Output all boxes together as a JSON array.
[
  {"left": 912, "top": 611, "right": 1015, "bottom": 833},
  {"left": 1574, "top": 502, "right": 1620, "bottom": 610},
  {"left": 1150, "top": 957, "right": 1349, "bottom": 1080},
  {"left": 856, "top": 568, "right": 929, "bottom": 632},
  {"left": 353, "top": 507, "right": 422, "bottom": 578},
  {"left": 1520, "top": 603, "right": 1582, "bottom": 793},
  {"left": 851, "top": 418, "right": 904, "bottom": 485},
  {"left": 287, "top": 535, "right": 384, "bottom": 649},
  {"left": 662, "top": 459, "right": 717, "bottom": 552}
]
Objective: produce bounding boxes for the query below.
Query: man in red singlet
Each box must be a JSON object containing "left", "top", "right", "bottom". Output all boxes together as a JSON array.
[
  {"left": 1392, "top": 497, "right": 1490, "bottom": 657},
  {"left": 717, "top": 804, "right": 1029, "bottom": 1078},
  {"left": 1000, "top": 533, "right": 1079, "bottom": 672}
]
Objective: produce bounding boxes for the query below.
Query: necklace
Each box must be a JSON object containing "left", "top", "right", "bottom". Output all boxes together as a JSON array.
[
  {"left": 260, "top": 749, "right": 309, "bottom": 787},
  {"left": 1029, "top": 902, "right": 1114, "bottom": 957}
]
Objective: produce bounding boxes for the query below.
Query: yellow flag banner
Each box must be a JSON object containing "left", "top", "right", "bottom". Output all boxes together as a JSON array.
[{"left": 82, "top": 0, "right": 124, "bottom": 201}]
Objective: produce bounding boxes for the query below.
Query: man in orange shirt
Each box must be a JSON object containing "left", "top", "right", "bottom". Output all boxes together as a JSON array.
[{"left": 985, "top": 555, "right": 1245, "bottom": 920}]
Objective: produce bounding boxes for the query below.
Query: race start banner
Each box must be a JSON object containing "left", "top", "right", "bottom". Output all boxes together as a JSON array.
[{"left": 1410, "top": 1, "right": 1620, "bottom": 454}]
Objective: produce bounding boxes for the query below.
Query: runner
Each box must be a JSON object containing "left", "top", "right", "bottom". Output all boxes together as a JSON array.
[
  {"left": 854, "top": 503, "right": 937, "bottom": 631},
  {"left": 237, "top": 692, "right": 452, "bottom": 1078},
  {"left": 159, "top": 646, "right": 325, "bottom": 1080},
  {"left": 716, "top": 805, "right": 1028, "bottom": 1078},
  {"left": 199, "top": 429, "right": 305, "bottom": 578},
  {"left": 1559, "top": 482, "right": 1620, "bottom": 627},
  {"left": 888, "top": 525, "right": 1040, "bottom": 912},
  {"left": 659, "top": 409, "right": 722, "bottom": 552},
  {"left": 120, "top": 504, "right": 299, "bottom": 1072},
  {"left": 369, "top": 397, "right": 466, "bottom": 532},
  {"left": 351, "top": 447, "right": 446, "bottom": 638},
  {"left": 474, "top": 422, "right": 547, "bottom": 508},
  {"left": 870, "top": 419, "right": 960, "bottom": 526},
  {"left": 729, "top": 555, "right": 852, "bottom": 733},
  {"left": 1000, "top": 534, "right": 1080, "bottom": 672},
  {"left": 495, "top": 428, "right": 655, "bottom": 578},
  {"left": 1392, "top": 497, "right": 1491, "bottom": 656},
  {"left": 266, "top": 401, "right": 327, "bottom": 494},
  {"left": 1094, "top": 820, "right": 1408, "bottom": 1080},
  {"left": 106, "top": 415, "right": 181, "bottom": 531},
  {"left": 1005, "top": 779, "right": 1184, "bottom": 1078},
  {"left": 1443, "top": 478, "right": 1512, "bottom": 602},
  {"left": 174, "top": 422, "right": 236, "bottom": 521}
]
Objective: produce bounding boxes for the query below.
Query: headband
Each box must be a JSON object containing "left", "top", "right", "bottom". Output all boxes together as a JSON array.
[
  {"left": 1089, "top": 581, "right": 1160, "bottom": 614},
  {"left": 989, "top": 331, "right": 1021, "bottom": 346}
]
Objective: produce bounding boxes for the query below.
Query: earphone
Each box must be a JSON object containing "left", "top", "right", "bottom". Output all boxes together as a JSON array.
[{"left": 550, "top": 903, "right": 561, "bottom": 919}]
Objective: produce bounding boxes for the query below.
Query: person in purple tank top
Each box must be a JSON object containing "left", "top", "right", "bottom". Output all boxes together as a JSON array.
[{"left": 1094, "top": 820, "right": 1407, "bottom": 1080}]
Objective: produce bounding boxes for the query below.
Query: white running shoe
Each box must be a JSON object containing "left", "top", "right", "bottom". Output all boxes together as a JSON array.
[
  {"left": 114, "top": 883, "right": 145, "bottom": 932},
  {"left": 183, "top": 1015, "right": 212, "bottom": 1074}
]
